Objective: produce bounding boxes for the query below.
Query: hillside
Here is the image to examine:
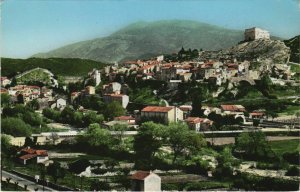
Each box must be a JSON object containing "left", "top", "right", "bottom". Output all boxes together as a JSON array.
[
  {"left": 284, "top": 35, "right": 300, "bottom": 63},
  {"left": 1, "top": 57, "right": 107, "bottom": 77},
  {"left": 33, "top": 20, "right": 246, "bottom": 63},
  {"left": 200, "top": 39, "right": 290, "bottom": 63}
]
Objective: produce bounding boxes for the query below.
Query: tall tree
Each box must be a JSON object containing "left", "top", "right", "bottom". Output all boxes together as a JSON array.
[
  {"left": 104, "top": 101, "right": 125, "bottom": 120},
  {"left": 133, "top": 122, "right": 165, "bottom": 169},
  {"left": 166, "top": 122, "right": 206, "bottom": 164},
  {"left": 2, "top": 117, "right": 32, "bottom": 137},
  {"left": 47, "top": 161, "right": 66, "bottom": 184}
]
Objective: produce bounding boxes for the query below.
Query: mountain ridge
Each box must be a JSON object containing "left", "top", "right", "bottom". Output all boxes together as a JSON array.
[{"left": 32, "top": 20, "right": 282, "bottom": 63}]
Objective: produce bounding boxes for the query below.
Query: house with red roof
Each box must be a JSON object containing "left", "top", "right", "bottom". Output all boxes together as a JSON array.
[
  {"left": 130, "top": 171, "right": 161, "bottom": 191},
  {"left": 141, "top": 106, "right": 183, "bottom": 124},
  {"left": 179, "top": 105, "right": 192, "bottom": 119},
  {"left": 185, "top": 117, "right": 213, "bottom": 132},
  {"left": 114, "top": 116, "right": 136, "bottom": 125},
  {"left": 221, "top": 105, "right": 245, "bottom": 114},
  {"left": 17, "top": 147, "right": 49, "bottom": 165}
]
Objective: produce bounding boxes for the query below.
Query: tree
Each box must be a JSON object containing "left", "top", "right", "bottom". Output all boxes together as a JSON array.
[
  {"left": 214, "top": 147, "right": 239, "bottom": 178},
  {"left": 69, "top": 159, "right": 90, "bottom": 175},
  {"left": 114, "top": 168, "right": 131, "bottom": 190},
  {"left": 24, "top": 137, "right": 37, "bottom": 147},
  {"left": 60, "top": 106, "right": 75, "bottom": 124},
  {"left": 2, "top": 117, "right": 32, "bottom": 137},
  {"left": 133, "top": 122, "right": 165, "bottom": 169},
  {"left": 69, "top": 159, "right": 90, "bottom": 188},
  {"left": 190, "top": 88, "right": 204, "bottom": 117},
  {"left": 82, "top": 123, "right": 113, "bottom": 148},
  {"left": 235, "top": 131, "right": 274, "bottom": 160},
  {"left": 166, "top": 122, "right": 206, "bottom": 164},
  {"left": 82, "top": 111, "right": 104, "bottom": 127},
  {"left": 26, "top": 99, "right": 40, "bottom": 110},
  {"left": 90, "top": 180, "right": 110, "bottom": 191},
  {"left": 23, "top": 112, "right": 43, "bottom": 127},
  {"left": 1, "top": 134, "right": 16, "bottom": 157},
  {"left": 17, "top": 94, "right": 24, "bottom": 104},
  {"left": 104, "top": 101, "right": 125, "bottom": 120},
  {"left": 73, "top": 111, "right": 83, "bottom": 127},
  {"left": 1, "top": 93, "right": 11, "bottom": 107},
  {"left": 111, "top": 123, "right": 128, "bottom": 149},
  {"left": 42, "top": 108, "right": 60, "bottom": 121},
  {"left": 47, "top": 161, "right": 66, "bottom": 183},
  {"left": 104, "top": 158, "right": 119, "bottom": 172}
]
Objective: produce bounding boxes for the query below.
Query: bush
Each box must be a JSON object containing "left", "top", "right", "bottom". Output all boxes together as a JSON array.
[
  {"left": 233, "top": 172, "right": 299, "bottom": 191},
  {"left": 2, "top": 117, "right": 32, "bottom": 137},
  {"left": 184, "top": 181, "right": 230, "bottom": 190},
  {"left": 285, "top": 166, "right": 300, "bottom": 176},
  {"left": 161, "top": 183, "right": 179, "bottom": 191},
  {"left": 282, "top": 151, "right": 299, "bottom": 165}
]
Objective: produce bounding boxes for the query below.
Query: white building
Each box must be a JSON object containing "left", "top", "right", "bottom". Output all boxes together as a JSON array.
[
  {"left": 130, "top": 171, "right": 161, "bottom": 192},
  {"left": 88, "top": 69, "right": 101, "bottom": 86},
  {"left": 1, "top": 77, "right": 11, "bottom": 87},
  {"left": 244, "top": 27, "right": 270, "bottom": 41},
  {"left": 51, "top": 98, "right": 67, "bottom": 110}
]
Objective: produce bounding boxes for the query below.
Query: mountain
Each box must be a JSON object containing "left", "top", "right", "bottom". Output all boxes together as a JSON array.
[
  {"left": 1, "top": 57, "right": 107, "bottom": 77},
  {"left": 284, "top": 35, "right": 300, "bottom": 63},
  {"left": 33, "top": 20, "right": 248, "bottom": 63},
  {"left": 199, "top": 39, "right": 290, "bottom": 63}
]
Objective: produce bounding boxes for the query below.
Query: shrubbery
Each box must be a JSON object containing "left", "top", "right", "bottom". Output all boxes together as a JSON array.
[{"left": 233, "top": 172, "right": 299, "bottom": 191}]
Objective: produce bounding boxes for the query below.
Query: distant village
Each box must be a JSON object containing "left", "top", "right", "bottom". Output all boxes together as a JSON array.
[
  {"left": 1, "top": 27, "right": 299, "bottom": 192},
  {"left": 1, "top": 27, "right": 296, "bottom": 134}
]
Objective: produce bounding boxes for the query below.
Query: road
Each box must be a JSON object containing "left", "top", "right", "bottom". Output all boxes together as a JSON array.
[{"left": 2, "top": 170, "right": 57, "bottom": 191}]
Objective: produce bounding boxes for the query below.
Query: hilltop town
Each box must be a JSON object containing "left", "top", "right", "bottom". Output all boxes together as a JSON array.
[{"left": 1, "top": 27, "right": 300, "bottom": 191}]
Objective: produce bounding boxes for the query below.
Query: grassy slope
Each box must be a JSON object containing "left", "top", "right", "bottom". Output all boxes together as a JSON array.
[
  {"left": 269, "top": 139, "right": 300, "bottom": 155},
  {"left": 1, "top": 57, "right": 107, "bottom": 77}
]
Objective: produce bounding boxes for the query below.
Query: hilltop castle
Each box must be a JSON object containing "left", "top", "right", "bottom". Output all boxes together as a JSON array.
[{"left": 244, "top": 27, "right": 270, "bottom": 41}]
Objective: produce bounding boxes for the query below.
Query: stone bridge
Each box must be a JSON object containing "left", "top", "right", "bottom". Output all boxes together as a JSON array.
[{"left": 230, "top": 76, "right": 256, "bottom": 85}]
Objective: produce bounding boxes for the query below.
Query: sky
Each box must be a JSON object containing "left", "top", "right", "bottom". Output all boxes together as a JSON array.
[{"left": 1, "top": 0, "right": 300, "bottom": 59}]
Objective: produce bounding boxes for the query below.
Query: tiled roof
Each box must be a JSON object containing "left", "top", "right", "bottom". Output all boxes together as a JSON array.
[
  {"left": 1, "top": 88, "right": 8, "bottom": 93},
  {"left": 130, "top": 171, "right": 150, "bottom": 180},
  {"left": 221, "top": 105, "right": 245, "bottom": 112},
  {"left": 185, "top": 117, "right": 203, "bottom": 124},
  {"left": 115, "top": 116, "right": 135, "bottom": 121},
  {"left": 142, "top": 106, "right": 174, "bottom": 113},
  {"left": 19, "top": 154, "right": 37, "bottom": 160},
  {"left": 250, "top": 112, "right": 264, "bottom": 116},
  {"left": 35, "top": 150, "right": 48, "bottom": 156},
  {"left": 20, "top": 147, "right": 48, "bottom": 156},
  {"left": 21, "top": 148, "right": 36, "bottom": 154},
  {"left": 179, "top": 107, "right": 192, "bottom": 111}
]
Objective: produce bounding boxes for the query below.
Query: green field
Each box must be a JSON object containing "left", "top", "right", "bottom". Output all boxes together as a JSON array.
[
  {"left": 269, "top": 139, "right": 300, "bottom": 155},
  {"left": 1, "top": 57, "right": 107, "bottom": 77}
]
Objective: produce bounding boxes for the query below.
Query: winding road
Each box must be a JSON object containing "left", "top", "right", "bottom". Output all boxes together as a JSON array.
[{"left": 2, "top": 170, "right": 57, "bottom": 191}]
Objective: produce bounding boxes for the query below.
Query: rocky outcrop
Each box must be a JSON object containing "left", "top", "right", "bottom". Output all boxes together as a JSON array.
[{"left": 200, "top": 39, "right": 290, "bottom": 64}]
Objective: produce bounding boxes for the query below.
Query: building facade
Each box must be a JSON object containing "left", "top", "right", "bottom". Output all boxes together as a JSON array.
[
  {"left": 131, "top": 171, "right": 161, "bottom": 192},
  {"left": 244, "top": 27, "right": 270, "bottom": 41},
  {"left": 141, "top": 106, "right": 183, "bottom": 124}
]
